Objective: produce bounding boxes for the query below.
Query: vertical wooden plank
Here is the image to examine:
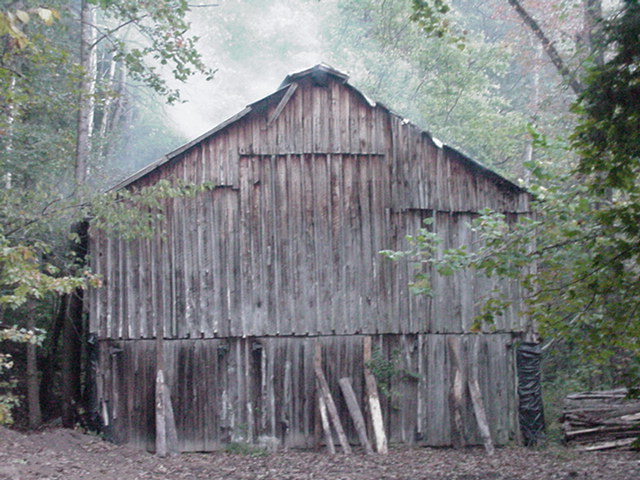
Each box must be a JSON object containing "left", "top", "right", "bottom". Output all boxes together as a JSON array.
[
  {"left": 202, "top": 189, "right": 215, "bottom": 336},
  {"left": 103, "top": 234, "right": 113, "bottom": 339},
  {"left": 252, "top": 157, "right": 267, "bottom": 335},
  {"left": 312, "top": 154, "right": 331, "bottom": 334},
  {"left": 425, "top": 334, "right": 450, "bottom": 445},
  {"left": 282, "top": 356, "right": 292, "bottom": 448},
  {"left": 300, "top": 154, "right": 317, "bottom": 333},
  {"left": 275, "top": 155, "right": 292, "bottom": 334},
  {"left": 238, "top": 158, "right": 252, "bottom": 337},
  {"left": 467, "top": 335, "right": 495, "bottom": 455},
  {"left": 288, "top": 154, "right": 304, "bottom": 333},
  {"left": 234, "top": 339, "right": 245, "bottom": 441},
  {"left": 339, "top": 83, "right": 350, "bottom": 153},
  {"left": 328, "top": 80, "right": 339, "bottom": 153},
  {"left": 114, "top": 237, "right": 123, "bottom": 339},
  {"left": 416, "top": 334, "right": 425, "bottom": 442}
]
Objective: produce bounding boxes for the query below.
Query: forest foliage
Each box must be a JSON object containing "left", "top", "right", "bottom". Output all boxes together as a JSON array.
[
  {"left": 384, "top": 0, "right": 640, "bottom": 388},
  {"left": 0, "top": 0, "right": 638, "bottom": 429},
  {"left": 0, "top": 0, "right": 213, "bottom": 426}
]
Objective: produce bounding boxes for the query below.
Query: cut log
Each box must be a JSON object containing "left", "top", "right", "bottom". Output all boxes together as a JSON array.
[
  {"left": 363, "top": 336, "right": 388, "bottom": 454},
  {"left": 447, "top": 336, "right": 465, "bottom": 448},
  {"left": 155, "top": 369, "right": 178, "bottom": 456},
  {"left": 314, "top": 342, "right": 352, "bottom": 454},
  {"left": 317, "top": 393, "right": 335, "bottom": 454},
  {"left": 562, "top": 388, "right": 640, "bottom": 450},
  {"left": 339, "top": 377, "right": 374, "bottom": 454},
  {"left": 164, "top": 382, "right": 178, "bottom": 455},
  {"left": 577, "top": 438, "right": 636, "bottom": 451}
]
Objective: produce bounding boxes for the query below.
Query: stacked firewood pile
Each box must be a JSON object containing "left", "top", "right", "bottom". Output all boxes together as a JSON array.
[{"left": 561, "top": 388, "right": 640, "bottom": 451}]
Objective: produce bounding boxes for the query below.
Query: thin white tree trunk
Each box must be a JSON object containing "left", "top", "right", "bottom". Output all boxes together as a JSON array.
[
  {"left": 583, "top": 0, "right": 604, "bottom": 67},
  {"left": 4, "top": 75, "right": 16, "bottom": 189},
  {"left": 522, "top": 43, "right": 542, "bottom": 185},
  {"left": 75, "top": 0, "right": 97, "bottom": 186}
]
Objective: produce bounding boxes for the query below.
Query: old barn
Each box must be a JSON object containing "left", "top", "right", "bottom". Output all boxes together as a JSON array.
[{"left": 88, "top": 64, "right": 531, "bottom": 452}]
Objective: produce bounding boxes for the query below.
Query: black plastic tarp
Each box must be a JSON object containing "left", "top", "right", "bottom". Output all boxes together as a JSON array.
[{"left": 517, "top": 342, "right": 546, "bottom": 445}]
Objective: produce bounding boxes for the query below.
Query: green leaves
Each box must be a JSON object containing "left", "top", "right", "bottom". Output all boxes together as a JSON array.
[
  {"left": 96, "top": 0, "right": 215, "bottom": 104},
  {"left": 35, "top": 8, "right": 59, "bottom": 26},
  {"left": 0, "top": 7, "right": 60, "bottom": 49},
  {"left": 90, "top": 178, "right": 215, "bottom": 241},
  {"left": 0, "top": 237, "right": 99, "bottom": 309},
  {"left": 410, "top": 0, "right": 465, "bottom": 47}
]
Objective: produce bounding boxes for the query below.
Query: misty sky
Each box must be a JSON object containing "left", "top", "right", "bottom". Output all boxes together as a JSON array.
[{"left": 166, "top": 0, "right": 336, "bottom": 138}]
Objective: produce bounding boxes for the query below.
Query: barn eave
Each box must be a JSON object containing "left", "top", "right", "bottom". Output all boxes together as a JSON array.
[{"left": 109, "top": 63, "right": 527, "bottom": 197}]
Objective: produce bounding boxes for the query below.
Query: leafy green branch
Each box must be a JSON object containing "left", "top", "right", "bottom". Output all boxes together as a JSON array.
[{"left": 89, "top": 178, "right": 216, "bottom": 240}]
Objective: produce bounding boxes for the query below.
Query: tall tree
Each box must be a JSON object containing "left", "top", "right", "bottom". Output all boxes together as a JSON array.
[
  {"left": 386, "top": 0, "right": 640, "bottom": 385},
  {"left": 0, "top": 0, "right": 214, "bottom": 427},
  {"left": 325, "top": 0, "right": 529, "bottom": 175}
]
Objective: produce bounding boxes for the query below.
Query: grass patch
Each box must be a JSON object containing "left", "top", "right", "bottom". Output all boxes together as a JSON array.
[{"left": 223, "top": 442, "right": 269, "bottom": 457}]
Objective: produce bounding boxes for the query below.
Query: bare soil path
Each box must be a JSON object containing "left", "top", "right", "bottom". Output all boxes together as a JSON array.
[{"left": 1, "top": 427, "right": 638, "bottom": 480}]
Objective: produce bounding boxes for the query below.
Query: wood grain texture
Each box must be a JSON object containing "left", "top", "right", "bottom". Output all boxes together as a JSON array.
[
  {"left": 89, "top": 68, "right": 529, "bottom": 451},
  {"left": 96, "top": 333, "right": 518, "bottom": 452}
]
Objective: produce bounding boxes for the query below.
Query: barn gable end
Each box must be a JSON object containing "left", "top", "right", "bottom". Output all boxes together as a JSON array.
[{"left": 89, "top": 65, "right": 530, "bottom": 451}]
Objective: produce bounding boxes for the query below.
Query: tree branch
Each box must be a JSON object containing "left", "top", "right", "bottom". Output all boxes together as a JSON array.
[
  {"left": 507, "top": 0, "right": 584, "bottom": 95},
  {"left": 90, "top": 16, "right": 146, "bottom": 49}
]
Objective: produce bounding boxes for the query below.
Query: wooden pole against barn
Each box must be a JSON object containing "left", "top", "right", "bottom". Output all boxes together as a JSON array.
[
  {"left": 314, "top": 341, "right": 352, "bottom": 454},
  {"left": 447, "top": 336, "right": 465, "bottom": 448},
  {"left": 317, "top": 394, "right": 335, "bottom": 454},
  {"left": 155, "top": 310, "right": 177, "bottom": 456},
  {"left": 363, "top": 336, "right": 388, "bottom": 454},
  {"left": 339, "top": 377, "right": 374, "bottom": 454}
]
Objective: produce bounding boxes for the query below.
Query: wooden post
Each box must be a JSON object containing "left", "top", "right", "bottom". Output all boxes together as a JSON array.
[
  {"left": 164, "top": 381, "right": 178, "bottom": 454},
  {"left": 317, "top": 393, "right": 335, "bottom": 454},
  {"left": 363, "top": 336, "right": 388, "bottom": 454},
  {"left": 156, "top": 369, "right": 178, "bottom": 456},
  {"left": 155, "top": 307, "right": 177, "bottom": 456},
  {"left": 339, "top": 377, "right": 374, "bottom": 454},
  {"left": 156, "top": 368, "right": 167, "bottom": 456},
  {"left": 447, "top": 336, "right": 465, "bottom": 448},
  {"left": 468, "top": 336, "right": 495, "bottom": 455},
  {"left": 314, "top": 342, "right": 352, "bottom": 454}
]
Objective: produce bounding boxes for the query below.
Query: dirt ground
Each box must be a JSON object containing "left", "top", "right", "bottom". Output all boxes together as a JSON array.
[{"left": 0, "top": 427, "right": 638, "bottom": 480}]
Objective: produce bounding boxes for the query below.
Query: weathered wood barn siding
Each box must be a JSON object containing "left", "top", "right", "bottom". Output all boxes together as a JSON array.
[{"left": 89, "top": 65, "right": 530, "bottom": 451}]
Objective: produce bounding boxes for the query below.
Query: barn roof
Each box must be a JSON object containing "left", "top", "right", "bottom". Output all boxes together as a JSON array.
[{"left": 112, "top": 64, "right": 525, "bottom": 194}]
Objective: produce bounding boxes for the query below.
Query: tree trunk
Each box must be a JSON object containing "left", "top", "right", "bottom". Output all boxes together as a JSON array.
[
  {"left": 583, "top": 0, "right": 604, "bottom": 67},
  {"left": 61, "top": 222, "right": 89, "bottom": 428},
  {"left": 75, "top": 0, "right": 97, "bottom": 186},
  {"left": 521, "top": 42, "right": 542, "bottom": 185},
  {"left": 40, "top": 295, "right": 66, "bottom": 418},
  {"left": 507, "top": 0, "right": 584, "bottom": 95},
  {"left": 97, "top": 55, "right": 128, "bottom": 162},
  {"left": 26, "top": 299, "right": 42, "bottom": 429},
  {"left": 61, "top": 290, "right": 83, "bottom": 428},
  {"left": 4, "top": 75, "right": 15, "bottom": 189}
]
